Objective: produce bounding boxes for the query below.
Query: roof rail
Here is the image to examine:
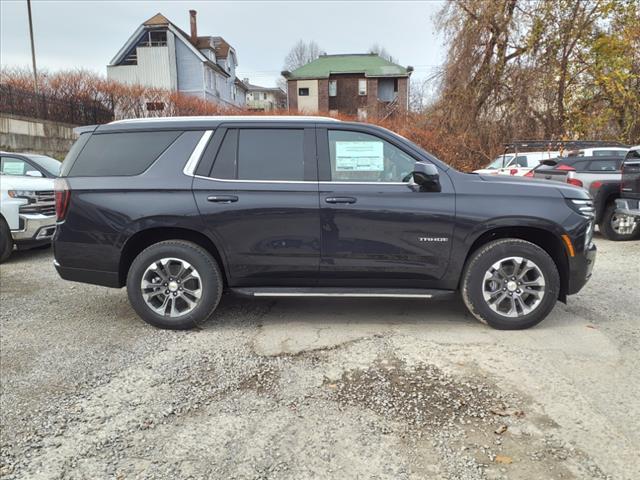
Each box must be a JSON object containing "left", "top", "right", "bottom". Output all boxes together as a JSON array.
[
  {"left": 503, "top": 140, "right": 629, "bottom": 152},
  {"left": 108, "top": 115, "right": 341, "bottom": 125}
]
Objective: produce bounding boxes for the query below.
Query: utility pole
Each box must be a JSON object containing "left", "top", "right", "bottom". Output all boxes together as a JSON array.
[{"left": 26, "top": 0, "right": 39, "bottom": 96}]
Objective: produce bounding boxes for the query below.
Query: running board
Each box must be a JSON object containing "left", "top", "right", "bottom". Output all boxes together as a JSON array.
[{"left": 231, "top": 287, "right": 455, "bottom": 299}]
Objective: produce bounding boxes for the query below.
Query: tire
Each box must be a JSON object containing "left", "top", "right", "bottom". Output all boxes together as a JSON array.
[
  {"left": 126, "top": 240, "right": 223, "bottom": 329},
  {"left": 461, "top": 239, "right": 560, "bottom": 330},
  {"left": 0, "top": 217, "right": 14, "bottom": 264},
  {"left": 599, "top": 202, "right": 640, "bottom": 241}
]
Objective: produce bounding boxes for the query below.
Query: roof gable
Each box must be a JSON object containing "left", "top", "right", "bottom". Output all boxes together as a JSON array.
[
  {"left": 287, "top": 54, "right": 410, "bottom": 79},
  {"left": 143, "top": 13, "right": 170, "bottom": 26}
]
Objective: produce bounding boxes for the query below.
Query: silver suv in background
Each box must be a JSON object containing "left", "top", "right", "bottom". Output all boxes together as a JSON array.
[{"left": 531, "top": 155, "right": 624, "bottom": 190}]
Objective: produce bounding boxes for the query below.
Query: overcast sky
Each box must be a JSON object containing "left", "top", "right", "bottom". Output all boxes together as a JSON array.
[{"left": 1, "top": 0, "right": 446, "bottom": 87}]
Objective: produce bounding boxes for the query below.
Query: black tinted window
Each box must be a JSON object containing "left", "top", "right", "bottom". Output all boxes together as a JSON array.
[
  {"left": 210, "top": 129, "right": 237, "bottom": 179},
  {"left": 571, "top": 160, "right": 590, "bottom": 172},
  {"left": 68, "top": 131, "right": 181, "bottom": 176},
  {"left": 587, "top": 159, "right": 620, "bottom": 171},
  {"left": 237, "top": 129, "right": 304, "bottom": 181}
]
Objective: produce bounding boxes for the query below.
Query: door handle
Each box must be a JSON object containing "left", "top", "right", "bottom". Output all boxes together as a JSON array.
[
  {"left": 325, "top": 196, "right": 357, "bottom": 204},
  {"left": 207, "top": 195, "right": 238, "bottom": 203}
]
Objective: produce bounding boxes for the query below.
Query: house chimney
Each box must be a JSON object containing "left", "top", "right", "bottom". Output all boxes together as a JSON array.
[{"left": 189, "top": 10, "right": 198, "bottom": 44}]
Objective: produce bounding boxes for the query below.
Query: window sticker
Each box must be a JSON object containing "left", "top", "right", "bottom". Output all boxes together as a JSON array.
[
  {"left": 2, "top": 161, "right": 25, "bottom": 175},
  {"left": 335, "top": 141, "right": 384, "bottom": 171}
]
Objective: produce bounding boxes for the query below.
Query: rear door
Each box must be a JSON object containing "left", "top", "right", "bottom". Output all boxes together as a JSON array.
[
  {"left": 192, "top": 124, "right": 320, "bottom": 287},
  {"left": 316, "top": 125, "right": 455, "bottom": 288}
]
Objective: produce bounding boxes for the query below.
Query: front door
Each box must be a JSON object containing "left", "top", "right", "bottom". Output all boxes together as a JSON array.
[
  {"left": 316, "top": 126, "right": 455, "bottom": 288},
  {"left": 193, "top": 125, "right": 320, "bottom": 287}
]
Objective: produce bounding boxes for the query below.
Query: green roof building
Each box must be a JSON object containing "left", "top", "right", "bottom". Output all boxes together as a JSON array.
[{"left": 282, "top": 53, "right": 413, "bottom": 119}]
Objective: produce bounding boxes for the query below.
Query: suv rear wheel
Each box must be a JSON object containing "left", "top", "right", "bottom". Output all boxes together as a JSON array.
[
  {"left": 599, "top": 202, "right": 640, "bottom": 241},
  {"left": 461, "top": 239, "right": 560, "bottom": 330},
  {"left": 126, "top": 240, "right": 223, "bottom": 329}
]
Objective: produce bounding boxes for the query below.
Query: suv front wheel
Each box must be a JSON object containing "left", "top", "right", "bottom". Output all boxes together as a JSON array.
[
  {"left": 461, "top": 239, "right": 560, "bottom": 330},
  {"left": 126, "top": 240, "right": 223, "bottom": 329}
]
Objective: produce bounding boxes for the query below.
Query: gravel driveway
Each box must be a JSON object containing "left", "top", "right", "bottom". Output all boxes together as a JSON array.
[{"left": 1, "top": 235, "right": 639, "bottom": 480}]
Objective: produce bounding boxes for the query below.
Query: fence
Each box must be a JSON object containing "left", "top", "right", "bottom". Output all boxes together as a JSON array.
[{"left": 0, "top": 84, "right": 114, "bottom": 125}]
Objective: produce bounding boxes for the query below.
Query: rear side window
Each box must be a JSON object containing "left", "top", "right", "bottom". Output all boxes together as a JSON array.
[
  {"left": 67, "top": 131, "right": 181, "bottom": 176},
  {"left": 237, "top": 129, "right": 304, "bottom": 181},
  {"left": 587, "top": 159, "right": 621, "bottom": 171}
]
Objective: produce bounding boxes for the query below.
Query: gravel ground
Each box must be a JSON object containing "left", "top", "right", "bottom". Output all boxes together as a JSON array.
[{"left": 1, "top": 234, "right": 638, "bottom": 480}]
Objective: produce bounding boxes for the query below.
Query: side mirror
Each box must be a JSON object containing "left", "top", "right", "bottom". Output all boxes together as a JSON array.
[
  {"left": 413, "top": 162, "right": 441, "bottom": 192},
  {"left": 25, "top": 170, "right": 44, "bottom": 177}
]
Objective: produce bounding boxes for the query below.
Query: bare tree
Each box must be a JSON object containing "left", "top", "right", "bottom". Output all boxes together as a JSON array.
[
  {"left": 369, "top": 44, "right": 397, "bottom": 63},
  {"left": 283, "top": 40, "right": 322, "bottom": 72}
]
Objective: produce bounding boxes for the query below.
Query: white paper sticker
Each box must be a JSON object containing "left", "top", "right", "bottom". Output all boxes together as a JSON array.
[
  {"left": 2, "top": 161, "right": 25, "bottom": 175},
  {"left": 335, "top": 141, "right": 384, "bottom": 171}
]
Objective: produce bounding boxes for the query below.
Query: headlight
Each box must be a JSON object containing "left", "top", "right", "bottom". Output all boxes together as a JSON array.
[
  {"left": 566, "top": 198, "right": 595, "bottom": 217},
  {"left": 7, "top": 190, "right": 37, "bottom": 201},
  {"left": 567, "top": 199, "right": 595, "bottom": 247}
]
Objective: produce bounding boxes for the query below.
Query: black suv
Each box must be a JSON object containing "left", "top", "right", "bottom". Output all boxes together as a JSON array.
[{"left": 53, "top": 117, "right": 596, "bottom": 330}]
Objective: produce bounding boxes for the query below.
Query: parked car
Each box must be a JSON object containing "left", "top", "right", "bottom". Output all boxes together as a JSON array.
[
  {"left": 53, "top": 116, "right": 596, "bottom": 330},
  {"left": 564, "top": 147, "right": 628, "bottom": 158},
  {"left": 589, "top": 178, "right": 639, "bottom": 241},
  {"left": 614, "top": 146, "right": 640, "bottom": 239},
  {"left": 1, "top": 151, "right": 62, "bottom": 178},
  {"left": 473, "top": 151, "right": 559, "bottom": 176},
  {"left": 530, "top": 155, "right": 624, "bottom": 190},
  {"left": 0, "top": 173, "right": 57, "bottom": 262}
]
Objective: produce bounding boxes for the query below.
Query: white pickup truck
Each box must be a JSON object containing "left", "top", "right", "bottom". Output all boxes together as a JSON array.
[{"left": 1, "top": 152, "right": 59, "bottom": 262}]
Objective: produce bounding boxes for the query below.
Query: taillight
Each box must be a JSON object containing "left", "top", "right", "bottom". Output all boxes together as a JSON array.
[
  {"left": 509, "top": 168, "right": 518, "bottom": 176},
  {"left": 566, "top": 171, "right": 583, "bottom": 188},
  {"left": 591, "top": 180, "right": 603, "bottom": 190},
  {"left": 524, "top": 170, "right": 534, "bottom": 177},
  {"left": 54, "top": 178, "right": 70, "bottom": 221},
  {"left": 557, "top": 164, "right": 575, "bottom": 171}
]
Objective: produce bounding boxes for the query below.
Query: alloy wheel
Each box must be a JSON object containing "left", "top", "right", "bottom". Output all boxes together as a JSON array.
[
  {"left": 140, "top": 257, "right": 202, "bottom": 317},
  {"left": 482, "top": 256, "right": 546, "bottom": 318}
]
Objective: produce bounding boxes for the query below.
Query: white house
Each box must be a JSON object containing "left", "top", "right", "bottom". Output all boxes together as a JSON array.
[{"left": 107, "top": 11, "right": 245, "bottom": 109}]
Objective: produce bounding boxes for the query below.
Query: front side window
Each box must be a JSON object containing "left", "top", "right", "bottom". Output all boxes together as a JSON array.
[
  {"left": 328, "top": 130, "right": 416, "bottom": 182},
  {"left": 0, "top": 156, "right": 29, "bottom": 176}
]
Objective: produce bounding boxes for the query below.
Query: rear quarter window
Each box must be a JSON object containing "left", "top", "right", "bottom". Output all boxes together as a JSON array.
[{"left": 67, "top": 131, "right": 182, "bottom": 177}]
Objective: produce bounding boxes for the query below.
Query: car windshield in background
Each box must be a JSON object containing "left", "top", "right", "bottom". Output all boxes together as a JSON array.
[
  {"left": 487, "top": 155, "right": 514, "bottom": 169},
  {"left": 27, "top": 154, "right": 62, "bottom": 176}
]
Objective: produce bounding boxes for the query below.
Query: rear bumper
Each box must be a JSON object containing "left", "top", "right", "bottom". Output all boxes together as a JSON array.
[
  {"left": 11, "top": 214, "right": 56, "bottom": 243},
  {"left": 615, "top": 198, "right": 640, "bottom": 217},
  {"left": 567, "top": 241, "right": 597, "bottom": 295},
  {"left": 54, "top": 260, "right": 121, "bottom": 288}
]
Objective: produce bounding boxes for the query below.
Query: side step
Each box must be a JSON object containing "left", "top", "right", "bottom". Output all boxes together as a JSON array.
[{"left": 231, "top": 287, "right": 455, "bottom": 299}]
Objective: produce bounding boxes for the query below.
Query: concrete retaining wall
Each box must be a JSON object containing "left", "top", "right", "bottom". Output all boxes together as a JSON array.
[{"left": 0, "top": 114, "right": 77, "bottom": 159}]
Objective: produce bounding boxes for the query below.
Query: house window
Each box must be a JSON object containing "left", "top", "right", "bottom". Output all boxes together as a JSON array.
[
  {"left": 298, "top": 88, "right": 309, "bottom": 96},
  {"left": 358, "top": 79, "right": 367, "bottom": 96},
  {"left": 394, "top": 78, "right": 399, "bottom": 93},
  {"left": 146, "top": 102, "right": 165, "bottom": 111},
  {"left": 263, "top": 92, "right": 268, "bottom": 100},
  {"left": 329, "top": 80, "right": 337, "bottom": 97}
]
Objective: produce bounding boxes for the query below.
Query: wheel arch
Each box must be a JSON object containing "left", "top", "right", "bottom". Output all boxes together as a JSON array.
[
  {"left": 461, "top": 225, "right": 569, "bottom": 302},
  {"left": 119, "top": 227, "right": 228, "bottom": 287}
]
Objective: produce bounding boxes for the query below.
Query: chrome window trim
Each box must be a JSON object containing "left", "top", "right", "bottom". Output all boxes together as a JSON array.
[
  {"left": 183, "top": 130, "right": 213, "bottom": 176},
  {"left": 191, "top": 175, "right": 411, "bottom": 186}
]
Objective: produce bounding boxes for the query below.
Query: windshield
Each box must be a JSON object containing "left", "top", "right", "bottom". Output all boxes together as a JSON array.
[
  {"left": 486, "top": 155, "right": 514, "bottom": 169},
  {"left": 26, "top": 154, "right": 62, "bottom": 176}
]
